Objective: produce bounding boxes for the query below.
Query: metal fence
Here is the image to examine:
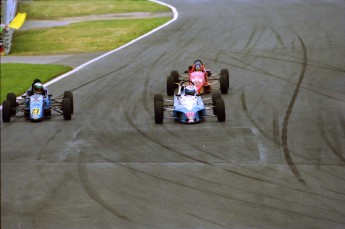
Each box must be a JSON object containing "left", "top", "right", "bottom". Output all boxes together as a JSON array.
[{"left": 1, "top": 0, "right": 18, "bottom": 54}]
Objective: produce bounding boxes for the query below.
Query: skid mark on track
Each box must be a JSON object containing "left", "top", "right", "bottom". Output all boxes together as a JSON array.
[
  {"left": 281, "top": 34, "right": 308, "bottom": 185},
  {"left": 139, "top": 50, "right": 231, "bottom": 163},
  {"left": 317, "top": 112, "right": 345, "bottom": 163},
  {"left": 102, "top": 162, "right": 345, "bottom": 226},
  {"left": 273, "top": 111, "right": 281, "bottom": 147},
  {"left": 338, "top": 111, "right": 345, "bottom": 137},
  {"left": 243, "top": 24, "right": 258, "bottom": 50},
  {"left": 240, "top": 91, "right": 275, "bottom": 143},
  {"left": 268, "top": 25, "right": 284, "bottom": 46},
  {"left": 208, "top": 50, "right": 345, "bottom": 103},
  {"left": 78, "top": 150, "right": 131, "bottom": 221},
  {"left": 185, "top": 173, "right": 336, "bottom": 212},
  {"left": 123, "top": 103, "right": 210, "bottom": 165}
]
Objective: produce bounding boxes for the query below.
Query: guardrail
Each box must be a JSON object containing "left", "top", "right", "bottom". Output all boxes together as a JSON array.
[{"left": 1, "top": 0, "right": 18, "bottom": 54}]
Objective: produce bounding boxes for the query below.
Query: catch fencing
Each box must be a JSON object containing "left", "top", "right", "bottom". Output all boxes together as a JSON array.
[{"left": 1, "top": 0, "right": 18, "bottom": 54}]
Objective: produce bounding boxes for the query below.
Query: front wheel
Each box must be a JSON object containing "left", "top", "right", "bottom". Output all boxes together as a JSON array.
[
  {"left": 62, "top": 98, "right": 72, "bottom": 120},
  {"left": 63, "top": 91, "right": 74, "bottom": 114},
  {"left": 216, "top": 99, "right": 226, "bottom": 122},
  {"left": 154, "top": 94, "right": 163, "bottom": 103},
  {"left": 2, "top": 100, "right": 11, "bottom": 122},
  {"left": 7, "top": 93, "right": 17, "bottom": 116},
  {"left": 212, "top": 90, "right": 221, "bottom": 115},
  {"left": 154, "top": 101, "right": 164, "bottom": 124}
]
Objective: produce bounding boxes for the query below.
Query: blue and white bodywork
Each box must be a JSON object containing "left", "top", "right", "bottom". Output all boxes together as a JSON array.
[
  {"left": 154, "top": 81, "right": 226, "bottom": 124},
  {"left": 27, "top": 94, "right": 52, "bottom": 121},
  {"left": 173, "top": 86, "right": 205, "bottom": 123},
  {"left": 2, "top": 91, "right": 73, "bottom": 123}
]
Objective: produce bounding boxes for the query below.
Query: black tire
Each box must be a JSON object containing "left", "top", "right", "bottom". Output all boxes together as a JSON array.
[
  {"left": 220, "top": 68, "right": 229, "bottom": 87},
  {"left": 44, "top": 110, "right": 52, "bottom": 117},
  {"left": 170, "top": 70, "right": 179, "bottom": 85},
  {"left": 212, "top": 90, "right": 222, "bottom": 115},
  {"left": 7, "top": 92, "right": 16, "bottom": 116},
  {"left": 154, "top": 94, "right": 163, "bottom": 103},
  {"left": 2, "top": 100, "right": 11, "bottom": 122},
  {"left": 62, "top": 98, "right": 72, "bottom": 120},
  {"left": 220, "top": 74, "right": 228, "bottom": 94},
  {"left": 154, "top": 101, "right": 164, "bottom": 124},
  {"left": 216, "top": 99, "right": 226, "bottom": 122},
  {"left": 63, "top": 91, "right": 74, "bottom": 114},
  {"left": 167, "top": 75, "right": 175, "bottom": 96}
]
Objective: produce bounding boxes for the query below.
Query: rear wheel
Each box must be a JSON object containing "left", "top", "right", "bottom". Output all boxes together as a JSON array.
[
  {"left": 63, "top": 91, "right": 74, "bottom": 114},
  {"left": 216, "top": 99, "right": 226, "bottom": 122},
  {"left": 2, "top": 100, "right": 11, "bottom": 122},
  {"left": 220, "top": 74, "right": 228, "bottom": 94},
  {"left": 7, "top": 92, "right": 16, "bottom": 116},
  {"left": 167, "top": 75, "right": 175, "bottom": 96},
  {"left": 62, "top": 98, "right": 72, "bottom": 120},
  {"left": 212, "top": 90, "right": 221, "bottom": 115},
  {"left": 154, "top": 101, "right": 164, "bottom": 124}
]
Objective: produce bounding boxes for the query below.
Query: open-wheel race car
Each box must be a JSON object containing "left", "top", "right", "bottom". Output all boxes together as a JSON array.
[
  {"left": 154, "top": 80, "right": 226, "bottom": 124},
  {"left": 166, "top": 60, "right": 230, "bottom": 96},
  {"left": 2, "top": 91, "right": 74, "bottom": 122}
]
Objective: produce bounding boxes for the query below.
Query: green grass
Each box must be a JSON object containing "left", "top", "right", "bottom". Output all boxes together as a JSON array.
[
  {"left": 11, "top": 17, "right": 170, "bottom": 55},
  {"left": 19, "top": 0, "right": 170, "bottom": 19},
  {"left": 0, "top": 63, "right": 72, "bottom": 102},
  {"left": 1, "top": 0, "right": 172, "bottom": 103}
]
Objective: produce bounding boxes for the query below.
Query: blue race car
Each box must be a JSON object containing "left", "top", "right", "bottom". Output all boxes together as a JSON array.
[
  {"left": 154, "top": 80, "right": 225, "bottom": 124},
  {"left": 2, "top": 91, "right": 73, "bottom": 122}
]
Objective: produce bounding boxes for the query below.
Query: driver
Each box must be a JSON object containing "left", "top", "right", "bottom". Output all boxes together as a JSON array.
[
  {"left": 189, "top": 60, "right": 211, "bottom": 83},
  {"left": 25, "top": 79, "right": 51, "bottom": 110},
  {"left": 33, "top": 82, "right": 44, "bottom": 94},
  {"left": 26, "top": 79, "right": 50, "bottom": 96},
  {"left": 184, "top": 85, "right": 196, "bottom": 96}
]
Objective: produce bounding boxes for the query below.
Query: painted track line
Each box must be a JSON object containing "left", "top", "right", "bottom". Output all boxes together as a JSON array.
[
  {"left": 45, "top": 0, "right": 178, "bottom": 87},
  {"left": 0, "top": 0, "right": 178, "bottom": 110}
]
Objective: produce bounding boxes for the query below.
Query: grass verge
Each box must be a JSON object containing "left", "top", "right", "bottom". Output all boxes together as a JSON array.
[
  {"left": 1, "top": 0, "right": 172, "bottom": 104},
  {"left": 19, "top": 0, "right": 170, "bottom": 19},
  {"left": 1, "top": 63, "right": 72, "bottom": 102},
  {"left": 11, "top": 17, "right": 170, "bottom": 55}
]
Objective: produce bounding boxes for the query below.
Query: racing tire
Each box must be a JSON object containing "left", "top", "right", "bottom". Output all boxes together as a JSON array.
[
  {"left": 154, "top": 101, "right": 164, "bottom": 124},
  {"left": 154, "top": 94, "right": 163, "bottom": 103},
  {"left": 167, "top": 75, "right": 175, "bottom": 96},
  {"left": 170, "top": 70, "right": 179, "bottom": 86},
  {"left": 220, "top": 68, "right": 229, "bottom": 88},
  {"left": 220, "top": 74, "right": 228, "bottom": 94},
  {"left": 62, "top": 98, "right": 72, "bottom": 120},
  {"left": 2, "top": 100, "right": 11, "bottom": 122},
  {"left": 7, "top": 92, "right": 17, "bottom": 116},
  {"left": 212, "top": 90, "right": 222, "bottom": 115},
  {"left": 44, "top": 110, "right": 52, "bottom": 117},
  {"left": 216, "top": 99, "right": 226, "bottom": 122},
  {"left": 63, "top": 91, "right": 74, "bottom": 114}
]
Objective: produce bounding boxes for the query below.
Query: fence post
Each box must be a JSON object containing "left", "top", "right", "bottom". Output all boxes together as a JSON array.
[{"left": 1, "top": 0, "right": 18, "bottom": 54}]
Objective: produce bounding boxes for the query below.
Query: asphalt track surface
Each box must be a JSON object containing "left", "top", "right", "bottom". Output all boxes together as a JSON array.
[{"left": 1, "top": 0, "right": 345, "bottom": 228}]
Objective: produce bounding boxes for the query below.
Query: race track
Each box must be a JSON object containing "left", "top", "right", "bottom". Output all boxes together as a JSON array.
[{"left": 1, "top": 0, "right": 345, "bottom": 228}]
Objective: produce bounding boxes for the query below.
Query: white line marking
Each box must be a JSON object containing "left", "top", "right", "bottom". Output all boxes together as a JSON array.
[
  {"left": 45, "top": 0, "right": 178, "bottom": 87},
  {"left": 1, "top": 0, "right": 178, "bottom": 110}
]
